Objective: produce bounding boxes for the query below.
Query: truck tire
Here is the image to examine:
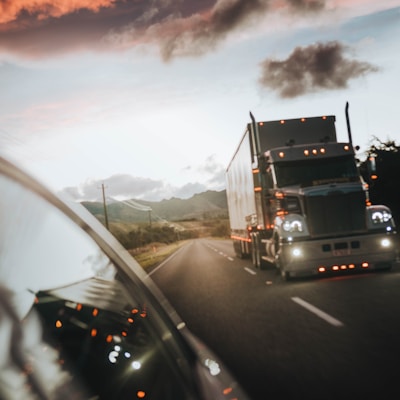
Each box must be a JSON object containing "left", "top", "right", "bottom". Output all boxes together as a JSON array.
[
  {"left": 250, "top": 233, "right": 258, "bottom": 268},
  {"left": 273, "top": 234, "right": 289, "bottom": 280},
  {"left": 234, "top": 239, "right": 248, "bottom": 259},
  {"left": 251, "top": 233, "right": 266, "bottom": 270},
  {"left": 280, "top": 269, "right": 291, "bottom": 281}
]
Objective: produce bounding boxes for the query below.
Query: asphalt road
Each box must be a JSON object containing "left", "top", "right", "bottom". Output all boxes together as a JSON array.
[{"left": 149, "top": 238, "right": 400, "bottom": 400}]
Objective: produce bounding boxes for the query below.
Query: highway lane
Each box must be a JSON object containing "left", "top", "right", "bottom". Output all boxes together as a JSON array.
[{"left": 149, "top": 238, "right": 400, "bottom": 399}]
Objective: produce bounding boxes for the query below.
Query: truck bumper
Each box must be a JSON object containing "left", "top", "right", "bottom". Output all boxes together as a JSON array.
[{"left": 277, "top": 232, "right": 398, "bottom": 278}]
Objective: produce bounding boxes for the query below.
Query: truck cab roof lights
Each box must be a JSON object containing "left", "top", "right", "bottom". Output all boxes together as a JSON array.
[
  {"left": 344, "top": 145, "right": 350, "bottom": 151},
  {"left": 304, "top": 147, "right": 326, "bottom": 156},
  {"left": 279, "top": 151, "right": 285, "bottom": 158}
]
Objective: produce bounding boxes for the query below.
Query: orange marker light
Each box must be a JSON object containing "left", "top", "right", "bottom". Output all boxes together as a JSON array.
[{"left": 223, "top": 387, "right": 233, "bottom": 395}]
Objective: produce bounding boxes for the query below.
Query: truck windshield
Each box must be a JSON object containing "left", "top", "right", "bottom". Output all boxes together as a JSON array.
[{"left": 274, "top": 155, "right": 360, "bottom": 188}]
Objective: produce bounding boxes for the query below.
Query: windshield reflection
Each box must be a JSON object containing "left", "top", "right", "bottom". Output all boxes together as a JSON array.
[
  {"left": 0, "top": 174, "right": 115, "bottom": 317},
  {"left": 0, "top": 166, "right": 197, "bottom": 399}
]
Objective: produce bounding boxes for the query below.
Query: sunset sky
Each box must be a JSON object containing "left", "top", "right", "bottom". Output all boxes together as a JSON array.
[{"left": 1, "top": 0, "right": 399, "bottom": 202}]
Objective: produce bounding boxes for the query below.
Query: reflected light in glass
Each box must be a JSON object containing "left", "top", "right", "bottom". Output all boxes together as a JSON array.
[{"left": 223, "top": 387, "right": 233, "bottom": 395}]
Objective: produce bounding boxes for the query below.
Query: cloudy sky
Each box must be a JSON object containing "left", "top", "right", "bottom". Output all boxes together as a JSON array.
[{"left": 1, "top": 0, "right": 399, "bottom": 202}]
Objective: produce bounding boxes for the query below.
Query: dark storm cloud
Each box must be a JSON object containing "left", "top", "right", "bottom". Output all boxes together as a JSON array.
[
  {"left": 287, "top": 0, "right": 325, "bottom": 12},
  {"left": 0, "top": 0, "right": 327, "bottom": 60},
  {"left": 139, "top": 0, "right": 326, "bottom": 61},
  {"left": 258, "top": 41, "right": 379, "bottom": 98}
]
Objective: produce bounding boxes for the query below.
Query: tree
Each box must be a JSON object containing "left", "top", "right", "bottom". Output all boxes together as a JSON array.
[{"left": 359, "top": 137, "right": 400, "bottom": 227}]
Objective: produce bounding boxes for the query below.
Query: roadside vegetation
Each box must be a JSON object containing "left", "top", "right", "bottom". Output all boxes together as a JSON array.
[{"left": 107, "top": 218, "right": 230, "bottom": 270}]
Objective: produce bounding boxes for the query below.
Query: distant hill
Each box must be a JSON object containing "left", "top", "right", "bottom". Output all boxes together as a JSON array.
[{"left": 82, "top": 189, "right": 228, "bottom": 224}]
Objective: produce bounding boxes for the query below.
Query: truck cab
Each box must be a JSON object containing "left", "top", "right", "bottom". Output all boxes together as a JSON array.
[{"left": 226, "top": 110, "right": 397, "bottom": 280}]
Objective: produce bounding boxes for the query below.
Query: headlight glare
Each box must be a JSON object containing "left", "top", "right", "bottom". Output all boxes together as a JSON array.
[
  {"left": 372, "top": 210, "right": 392, "bottom": 224},
  {"left": 282, "top": 219, "right": 303, "bottom": 232}
]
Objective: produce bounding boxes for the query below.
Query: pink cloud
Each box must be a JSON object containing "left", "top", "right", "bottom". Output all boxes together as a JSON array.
[
  {"left": 0, "top": 0, "right": 117, "bottom": 24},
  {"left": 0, "top": 0, "right": 398, "bottom": 60}
]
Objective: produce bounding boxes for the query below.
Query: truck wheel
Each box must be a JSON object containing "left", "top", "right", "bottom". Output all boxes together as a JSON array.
[
  {"left": 275, "top": 247, "right": 290, "bottom": 282},
  {"left": 251, "top": 233, "right": 258, "bottom": 268},
  {"left": 280, "top": 269, "right": 291, "bottom": 281},
  {"left": 251, "top": 233, "right": 264, "bottom": 269}
]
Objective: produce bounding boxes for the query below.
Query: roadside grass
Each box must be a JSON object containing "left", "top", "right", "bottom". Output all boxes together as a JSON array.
[{"left": 129, "top": 241, "right": 188, "bottom": 271}]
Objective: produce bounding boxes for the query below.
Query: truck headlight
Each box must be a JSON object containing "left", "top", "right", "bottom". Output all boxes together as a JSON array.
[
  {"left": 291, "top": 247, "right": 302, "bottom": 257},
  {"left": 282, "top": 219, "right": 303, "bottom": 232},
  {"left": 372, "top": 210, "right": 392, "bottom": 224},
  {"left": 367, "top": 206, "right": 395, "bottom": 231}
]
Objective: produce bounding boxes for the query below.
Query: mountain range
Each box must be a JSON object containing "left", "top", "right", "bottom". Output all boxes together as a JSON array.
[{"left": 82, "top": 189, "right": 228, "bottom": 224}]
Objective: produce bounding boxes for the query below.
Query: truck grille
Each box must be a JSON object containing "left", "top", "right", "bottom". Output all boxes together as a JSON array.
[{"left": 305, "top": 190, "right": 367, "bottom": 237}]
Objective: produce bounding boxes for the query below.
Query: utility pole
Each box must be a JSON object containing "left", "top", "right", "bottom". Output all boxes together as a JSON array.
[{"left": 101, "top": 183, "right": 109, "bottom": 230}]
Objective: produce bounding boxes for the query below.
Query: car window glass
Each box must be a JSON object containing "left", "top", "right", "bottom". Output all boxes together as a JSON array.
[
  {"left": 0, "top": 174, "right": 115, "bottom": 316},
  {"left": 0, "top": 173, "right": 197, "bottom": 399}
]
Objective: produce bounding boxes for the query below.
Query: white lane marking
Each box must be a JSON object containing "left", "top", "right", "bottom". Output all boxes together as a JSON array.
[
  {"left": 244, "top": 267, "right": 257, "bottom": 275},
  {"left": 205, "top": 243, "right": 235, "bottom": 262},
  {"left": 291, "top": 297, "right": 344, "bottom": 327},
  {"left": 148, "top": 243, "right": 189, "bottom": 276}
]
